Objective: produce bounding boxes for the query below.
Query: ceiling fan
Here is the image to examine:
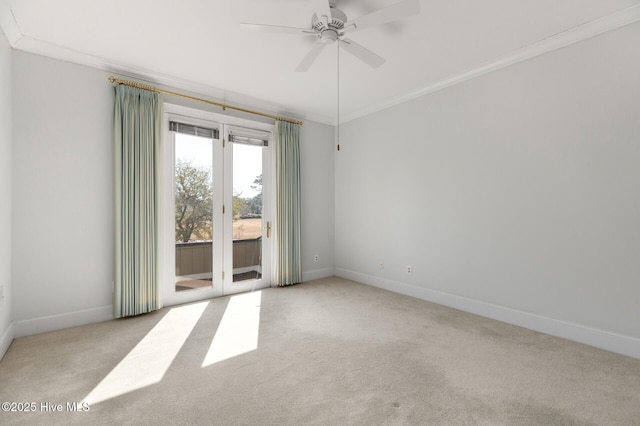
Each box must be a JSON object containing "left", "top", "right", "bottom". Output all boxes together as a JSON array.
[{"left": 241, "top": 0, "right": 420, "bottom": 72}]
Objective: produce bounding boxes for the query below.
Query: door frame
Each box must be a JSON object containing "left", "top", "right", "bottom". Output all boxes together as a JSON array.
[{"left": 161, "top": 103, "right": 274, "bottom": 307}]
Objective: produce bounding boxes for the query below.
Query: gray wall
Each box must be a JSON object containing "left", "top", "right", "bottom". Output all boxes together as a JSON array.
[
  {"left": 0, "top": 25, "right": 13, "bottom": 347},
  {"left": 10, "top": 51, "right": 335, "bottom": 325},
  {"left": 300, "top": 121, "right": 335, "bottom": 278},
  {"left": 335, "top": 22, "right": 640, "bottom": 341},
  {"left": 12, "top": 52, "right": 114, "bottom": 322}
]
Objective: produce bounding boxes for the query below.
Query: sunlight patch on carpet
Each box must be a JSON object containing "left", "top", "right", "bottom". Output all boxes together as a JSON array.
[
  {"left": 84, "top": 301, "right": 209, "bottom": 404},
  {"left": 202, "top": 291, "right": 261, "bottom": 367}
]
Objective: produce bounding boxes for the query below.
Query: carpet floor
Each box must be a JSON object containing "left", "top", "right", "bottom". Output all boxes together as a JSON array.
[{"left": 0, "top": 277, "right": 639, "bottom": 425}]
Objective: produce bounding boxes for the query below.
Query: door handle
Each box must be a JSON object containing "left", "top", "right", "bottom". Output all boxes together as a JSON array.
[{"left": 266, "top": 221, "right": 271, "bottom": 238}]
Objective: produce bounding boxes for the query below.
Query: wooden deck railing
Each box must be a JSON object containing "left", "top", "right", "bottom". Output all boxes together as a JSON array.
[{"left": 175, "top": 238, "right": 262, "bottom": 276}]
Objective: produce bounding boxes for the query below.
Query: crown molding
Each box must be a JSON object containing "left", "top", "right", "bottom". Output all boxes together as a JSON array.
[
  {"left": 0, "top": 0, "right": 21, "bottom": 45},
  {"left": 342, "top": 4, "right": 640, "bottom": 124}
]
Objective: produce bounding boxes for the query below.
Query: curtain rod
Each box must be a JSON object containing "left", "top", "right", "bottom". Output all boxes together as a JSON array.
[{"left": 107, "top": 76, "right": 304, "bottom": 126}]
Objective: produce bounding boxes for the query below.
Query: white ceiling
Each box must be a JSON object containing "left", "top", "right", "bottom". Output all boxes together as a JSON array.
[{"left": 2, "top": 0, "right": 640, "bottom": 124}]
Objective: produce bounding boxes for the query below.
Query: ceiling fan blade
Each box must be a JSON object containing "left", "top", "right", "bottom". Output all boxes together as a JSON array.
[
  {"left": 338, "top": 38, "right": 385, "bottom": 68},
  {"left": 314, "top": 0, "right": 332, "bottom": 24},
  {"left": 240, "top": 23, "right": 313, "bottom": 36},
  {"left": 295, "top": 43, "right": 326, "bottom": 72},
  {"left": 347, "top": 0, "right": 420, "bottom": 32}
]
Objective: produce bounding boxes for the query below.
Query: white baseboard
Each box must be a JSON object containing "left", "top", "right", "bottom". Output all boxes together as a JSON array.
[
  {"left": 13, "top": 305, "right": 114, "bottom": 338},
  {"left": 302, "top": 267, "right": 335, "bottom": 283},
  {"left": 0, "top": 322, "right": 14, "bottom": 361},
  {"left": 335, "top": 268, "right": 640, "bottom": 360}
]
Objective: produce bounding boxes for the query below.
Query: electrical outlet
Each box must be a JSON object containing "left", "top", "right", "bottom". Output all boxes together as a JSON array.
[
  {"left": 379, "top": 261, "right": 384, "bottom": 269},
  {"left": 314, "top": 254, "right": 319, "bottom": 263},
  {"left": 406, "top": 265, "right": 413, "bottom": 275}
]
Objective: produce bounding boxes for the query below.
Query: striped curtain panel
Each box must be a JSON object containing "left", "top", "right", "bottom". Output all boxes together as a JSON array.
[
  {"left": 274, "top": 121, "right": 302, "bottom": 286},
  {"left": 113, "top": 85, "right": 163, "bottom": 318}
]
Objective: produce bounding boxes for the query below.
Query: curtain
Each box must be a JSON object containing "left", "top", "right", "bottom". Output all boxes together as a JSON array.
[
  {"left": 113, "top": 85, "right": 162, "bottom": 318},
  {"left": 274, "top": 120, "right": 302, "bottom": 286}
]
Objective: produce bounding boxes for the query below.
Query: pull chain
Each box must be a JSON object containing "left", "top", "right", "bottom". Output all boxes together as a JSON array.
[{"left": 337, "top": 42, "right": 340, "bottom": 151}]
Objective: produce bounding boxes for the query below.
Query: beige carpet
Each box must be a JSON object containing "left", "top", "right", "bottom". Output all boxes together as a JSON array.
[{"left": 1, "top": 277, "right": 639, "bottom": 425}]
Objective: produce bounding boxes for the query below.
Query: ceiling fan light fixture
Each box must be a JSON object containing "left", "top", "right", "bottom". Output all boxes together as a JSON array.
[{"left": 321, "top": 29, "right": 338, "bottom": 44}]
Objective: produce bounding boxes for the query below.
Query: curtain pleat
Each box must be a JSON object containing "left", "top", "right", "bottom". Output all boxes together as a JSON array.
[
  {"left": 114, "top": 85, "right": 162, "bottom": 318},
  {"left": 274, "top": 121, "right": 302, "bottom": 286}
]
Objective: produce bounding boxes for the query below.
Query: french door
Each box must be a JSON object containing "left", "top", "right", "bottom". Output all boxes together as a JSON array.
[{"left": 162, "top": 104, "right": 273, "bottom": 306}]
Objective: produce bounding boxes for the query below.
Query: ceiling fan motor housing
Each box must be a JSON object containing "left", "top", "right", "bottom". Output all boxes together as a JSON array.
[{"left": 312, "top": 4, "right": 347, "bottom": 44}]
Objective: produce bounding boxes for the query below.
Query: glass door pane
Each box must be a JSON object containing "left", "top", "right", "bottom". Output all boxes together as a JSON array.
[
  {"left": 231, "top": 142, "right": 263, "bottom": 283},
  {"left": 223, "top": 126, "right": 272, "bottom": 295},
  {"left": 174, "top": 133, "right": 214, "bottom": 292}
]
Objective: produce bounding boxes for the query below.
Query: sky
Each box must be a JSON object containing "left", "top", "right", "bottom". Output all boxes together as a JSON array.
[{"left": 175, "top": 133, "right": 262, "bottom": 198}]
